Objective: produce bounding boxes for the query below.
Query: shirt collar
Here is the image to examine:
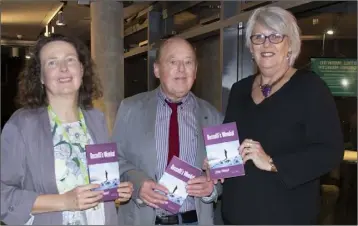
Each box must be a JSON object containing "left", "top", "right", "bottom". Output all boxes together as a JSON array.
[{"left": 157, "top": 86, "right": 192, "bottom": 106}]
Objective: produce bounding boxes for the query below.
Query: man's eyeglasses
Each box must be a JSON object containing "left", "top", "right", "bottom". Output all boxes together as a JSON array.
[{"left": 250, "top": 33, "right": 286, "bottom": 45}]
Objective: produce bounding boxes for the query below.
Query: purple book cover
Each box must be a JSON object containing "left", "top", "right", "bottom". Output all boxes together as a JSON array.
[
  {"left": 157, "top": 156, "right": 202, "bottom": 214},
  {"left": 202, "top": 122, "right": 245, "bottom": 179},
  {"left": 86, "top": 142, "right": 120, "bottom": 202}
]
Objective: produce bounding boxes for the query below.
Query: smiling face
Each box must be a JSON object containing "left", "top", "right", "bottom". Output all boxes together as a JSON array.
[
  {"left": 154, "top": 38, "right": 197, "bottom": 101},
  {"left": 40, "top": 40, "right": 83, "bottom": 98},
  {"left": 250, "top": 23, "right": 291, "bottom": 73}
]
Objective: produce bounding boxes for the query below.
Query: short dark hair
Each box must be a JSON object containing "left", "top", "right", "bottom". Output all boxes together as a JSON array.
[{"left": 16, "top": 34, "right": 102, "bottom": 109}]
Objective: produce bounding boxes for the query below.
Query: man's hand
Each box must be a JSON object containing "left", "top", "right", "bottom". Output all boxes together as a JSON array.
[
  {"left": 139, "top": 179, "right": 169, "bottom": 208},
  {"left": 186, "top": 176, "right": 214, "bottom": 197},
  {"left": 115, "top": 182, "right": 134, "bottom": 205},
  {"left": 203, "top": 157, "right": 225, "bottom": 184}
]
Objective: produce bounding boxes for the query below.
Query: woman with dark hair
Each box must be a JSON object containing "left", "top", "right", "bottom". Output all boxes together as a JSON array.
[{"left": 1, "top": 34, "right": 133, "bottom": 225}]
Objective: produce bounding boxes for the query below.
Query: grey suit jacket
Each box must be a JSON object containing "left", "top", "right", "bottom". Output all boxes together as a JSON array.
[
  {"left": 112, "top": 89, "right": 223, "bottom": 225},
  {"left": 0, "top": 107, "right": 118, "bottom": 225}
]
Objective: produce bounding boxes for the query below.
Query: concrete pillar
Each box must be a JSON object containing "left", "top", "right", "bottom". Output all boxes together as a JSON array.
[
  {"left": 147, "top": 10, "right": 162, "bottom": 91},
  {"left": 90, "top": 1, "right": 124, "bottom": 134},
  {"left": 220, "top": 0, "right": 240, "bottom": 114}
]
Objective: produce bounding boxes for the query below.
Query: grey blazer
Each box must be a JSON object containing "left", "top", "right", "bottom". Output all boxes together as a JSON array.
[
  {"left": 112, "top": 89, "right": 223, "bottom": 225},
  {"left": 0, "top": 107, "right": 118, "bottom": 225}
]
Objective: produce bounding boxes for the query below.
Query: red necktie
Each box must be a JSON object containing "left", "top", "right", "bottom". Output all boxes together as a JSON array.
[{"left": 166, "top": 100, "right": 182, "bottom": 165}]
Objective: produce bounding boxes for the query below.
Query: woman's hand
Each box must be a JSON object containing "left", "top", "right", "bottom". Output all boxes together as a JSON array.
[
  {"left": 115, "top": 182, "right": 134, "bottom": 204},
  {"left": 239, "top": 139, "right": 272, "bottom": 171},
  {"left": 62, "top": 184, "right": 104, "bottom": 211}
]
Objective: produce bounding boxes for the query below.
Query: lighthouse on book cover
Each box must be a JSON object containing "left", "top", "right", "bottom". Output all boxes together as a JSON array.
[{"left": 202, "top": 122, "right": 245, "bottom": 179}]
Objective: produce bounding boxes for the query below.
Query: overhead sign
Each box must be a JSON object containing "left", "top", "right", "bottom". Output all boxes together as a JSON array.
[{"left": 311, "top": 58, "right": 357, "bottom": 97}]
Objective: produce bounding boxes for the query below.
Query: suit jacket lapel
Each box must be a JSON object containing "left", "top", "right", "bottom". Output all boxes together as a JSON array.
[
  {"left": 193, "top": 96, "right": 207, "bottom": 169},
  {"left": 139, "top": 90, "right": 158, "bottom": 179},
  {"left": 192, "top": 96, "right": 210, "bottom": 219},
  {"left": 82, "top": 110, "right": 99, "bottom": 144},
  {"left": 38, "top": 107, "right": 59, "bottom": 194}
]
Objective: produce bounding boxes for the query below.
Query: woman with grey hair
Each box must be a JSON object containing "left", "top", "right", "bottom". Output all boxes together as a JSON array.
[{"left": 220, "top": 6, "right": 344, "bottom": 224}]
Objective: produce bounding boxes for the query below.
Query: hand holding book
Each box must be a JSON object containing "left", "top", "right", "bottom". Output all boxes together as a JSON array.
[
  {"left": 186, "top": 175, "right": 214, "bottom": 197},
  {"left": 139, "top": 180, "right": 169, "bottom": 208},
  {"left": 114, "top": 182, "right": 134, "bottom": 205},
  {"left": 202, "top": 122, "right": 245, "bottom": 180},
  {"left": 62, "top": 184, "right": 104, "bottom": 211},
  {"left": 239, "top": 139, "right": 276, "bottom": 172},
  {"left": 202, "top": 157, "right": 225, "bottom": 184},
  {"left": 156, "top": 156, "right": 202, "bottom": 213},
  {"left": 86, "top": 143, "right": 125, "bottom": 202}
]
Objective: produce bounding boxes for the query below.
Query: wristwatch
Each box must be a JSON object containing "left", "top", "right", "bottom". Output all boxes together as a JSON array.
[{"left": 269, "top": 157, "right": 278, "bottom": 172}]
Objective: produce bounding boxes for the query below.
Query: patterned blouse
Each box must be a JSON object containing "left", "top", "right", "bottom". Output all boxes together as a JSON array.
[{"left": 49, "top": 109, "right": 105, "bottom": 225}]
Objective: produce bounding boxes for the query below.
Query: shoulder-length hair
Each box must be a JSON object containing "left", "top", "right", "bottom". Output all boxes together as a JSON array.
[{"left": 16, "top": 34, "right": 102, "bottom": 109}]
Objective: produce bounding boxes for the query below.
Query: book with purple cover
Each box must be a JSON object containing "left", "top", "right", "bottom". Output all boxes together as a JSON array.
[
  {"left": 85, "top": 142, "right": 120, "bottom": 202},
  {"left": 202, "top": 122, "right": 245, "bottom": 179},
  {"left": 157, "top": 156, "right": 202, "bottom": 214}
]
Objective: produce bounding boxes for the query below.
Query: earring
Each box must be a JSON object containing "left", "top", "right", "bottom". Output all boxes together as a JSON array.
[{"left": 286, "top": 51, "right": 292, "bottom": 60}]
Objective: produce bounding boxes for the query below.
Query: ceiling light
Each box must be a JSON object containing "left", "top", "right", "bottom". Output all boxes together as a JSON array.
[
  {"left": 56, "top": 11, "right": 65, "bottom": 26},
  {"left": 326, "top": 29, "right": 334, "bottom": 35},
  {"left": 25, "top": 55, "right": 31, "bottom": 59}
]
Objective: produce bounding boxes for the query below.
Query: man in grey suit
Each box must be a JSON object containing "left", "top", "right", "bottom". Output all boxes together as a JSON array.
[{"left": 113, "top": 37, "right": 223, "bottom": 225}]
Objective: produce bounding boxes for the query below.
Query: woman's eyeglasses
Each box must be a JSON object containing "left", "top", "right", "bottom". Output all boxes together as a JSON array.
[{"left": 250, "top": 33, "right": 286, "bottom": 45}]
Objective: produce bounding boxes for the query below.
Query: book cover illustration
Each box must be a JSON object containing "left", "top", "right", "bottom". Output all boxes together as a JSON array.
[
  {"left": 202, "top": 122, "right": 245, "bottom": 179},
  {"left": 85, "top": 142, "right": 120, "bottom": 202},
  {"left": 157, "top": 156, "right": 202, "bottom": 214}
]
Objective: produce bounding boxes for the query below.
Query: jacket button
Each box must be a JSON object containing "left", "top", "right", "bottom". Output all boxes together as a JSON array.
[{"left": 136, "top": 198, "right": 143, "bottom": 204}]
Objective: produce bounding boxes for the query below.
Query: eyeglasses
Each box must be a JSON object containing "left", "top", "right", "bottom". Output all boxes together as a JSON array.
[{"left": 250, "top": 33, "right": 286, "bottom": 45}]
